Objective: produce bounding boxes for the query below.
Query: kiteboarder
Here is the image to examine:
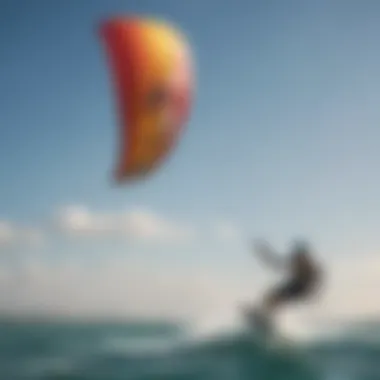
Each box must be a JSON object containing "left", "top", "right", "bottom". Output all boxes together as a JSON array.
[{"left": 250, "top": 239, "right": 322, "bottom": 328}]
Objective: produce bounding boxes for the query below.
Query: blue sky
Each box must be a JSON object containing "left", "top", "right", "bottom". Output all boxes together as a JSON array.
[{"left": 1, "top": 0, "right": 380, "bottom": 320}]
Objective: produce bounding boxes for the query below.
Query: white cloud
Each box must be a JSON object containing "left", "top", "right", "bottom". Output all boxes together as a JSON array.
[
  {"left": 55, "top": 205, "right": 194, "bottom": 243},
  {"left": 0, "top": 251, "right": 378, "bottom": 331},
  {"left": 0, "top": 259, "right": 247, "bottom": 321},
  {"left": 0, "top": 222, "right": 13, "bottom": 244},
  {"left": 317, "top": 254, "right": 380, "bottom": 319},
  {"left": 1, "top": 207, "right": 379, "bottom": 338},
  {"left": 54, "top": 206, "right": 248, "bottom": 246},
  {"left": 0, "top": 220, "right": 44, "bottom": 248}
]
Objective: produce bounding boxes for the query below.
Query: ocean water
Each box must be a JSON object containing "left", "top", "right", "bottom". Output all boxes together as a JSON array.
[{"left": 0, "top": 317, "right": 379, "bottom": 380}]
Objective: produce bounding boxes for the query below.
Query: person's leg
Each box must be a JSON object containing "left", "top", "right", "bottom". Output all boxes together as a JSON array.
[
  {"left": 250, "top": 287, "right": 286, "bottom": 332},
  {"left": 261, "top": 280, "right": 305, "bottom": 315},
  {"left": 261, "top": 287, "right": 284, "bottom": 315}
]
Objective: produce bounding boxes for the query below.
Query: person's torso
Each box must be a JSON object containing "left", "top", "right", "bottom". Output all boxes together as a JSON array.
[{"left": 290, "top": 258, "right": 320, "bottom": 285}]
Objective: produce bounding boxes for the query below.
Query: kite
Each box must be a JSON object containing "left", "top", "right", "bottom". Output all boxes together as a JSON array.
[{"left": 99, "top": 16, "right": 194, "bottom": 182}]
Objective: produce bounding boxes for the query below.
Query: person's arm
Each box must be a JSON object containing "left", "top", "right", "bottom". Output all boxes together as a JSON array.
[{"left": 252, "top": 239, "right": 287, "bottom": 271}]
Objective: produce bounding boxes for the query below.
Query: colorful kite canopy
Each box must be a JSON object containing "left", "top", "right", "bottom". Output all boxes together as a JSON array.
[{"left": 99, "top": 16, "right": 194, "bottom": 182}]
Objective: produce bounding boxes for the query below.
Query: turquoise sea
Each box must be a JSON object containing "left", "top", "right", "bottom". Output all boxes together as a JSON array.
[{"left": 0, "top": 317, "right": 379, "bottom": 380}]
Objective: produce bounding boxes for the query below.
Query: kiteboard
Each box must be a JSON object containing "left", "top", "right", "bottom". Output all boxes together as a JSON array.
[
  {"left": 242, "top": 306, "right": 273, "bottom": 339},
  {"left": 241, "top": 305, "right": 294, "bottom": 351}
]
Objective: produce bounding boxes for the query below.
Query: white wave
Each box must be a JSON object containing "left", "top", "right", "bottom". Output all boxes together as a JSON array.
[
  {"left": 100, "top": 334, "right": 188, "bottom": 356},
  {"left": 186, "top": 306, "right": 340, "bottom": 346},
  {"left": 189, "top": 314, "right": 240, "bottom": 341}
]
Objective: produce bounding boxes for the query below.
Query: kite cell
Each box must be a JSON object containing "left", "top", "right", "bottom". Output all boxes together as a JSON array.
[{"left": 99, "top": 17, "right": 194, "bottom": 182}]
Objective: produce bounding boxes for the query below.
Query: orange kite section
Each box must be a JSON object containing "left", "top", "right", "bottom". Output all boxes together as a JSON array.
[{"left": 99, "top": 17, "right": 194, "bottom": 182}]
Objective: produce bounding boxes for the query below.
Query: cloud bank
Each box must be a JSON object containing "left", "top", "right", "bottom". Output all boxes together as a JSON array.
[
  {"left": 0, "top": 221, "right": 44, "bottom": 248},
  {"left": 1, "top": 205, "right": 378, "bottom": 334},
  {"left": 0, "top": 251, "right": 378, "bottom": 327},
  {"left": 0, "top": 205, "right": 242, "bottom": 250},
  {"left": 54, "top": 205, "right": 194, "bottom": 244}
]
